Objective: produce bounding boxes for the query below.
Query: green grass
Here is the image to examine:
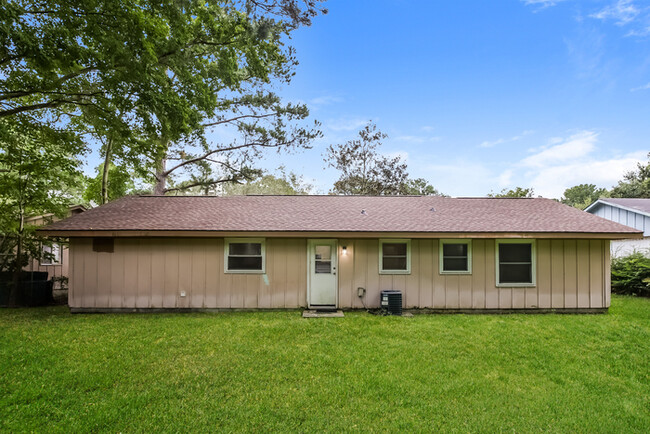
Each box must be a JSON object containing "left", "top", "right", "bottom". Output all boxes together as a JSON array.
[{"left": 1, "top": 296, "right": 649, "bottom": 432}]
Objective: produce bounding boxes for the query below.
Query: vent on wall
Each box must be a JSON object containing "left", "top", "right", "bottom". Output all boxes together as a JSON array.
[
  {"left": 380, "top": 290, "right": 402, "bottom": 316},
  {"left": 92, "top": 238, "right": 114, "bottom": 253}
]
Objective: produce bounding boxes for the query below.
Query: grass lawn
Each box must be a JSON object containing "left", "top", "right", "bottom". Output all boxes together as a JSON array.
[{"left": 1, "top": 296, "right": 649, "bottom": 432}]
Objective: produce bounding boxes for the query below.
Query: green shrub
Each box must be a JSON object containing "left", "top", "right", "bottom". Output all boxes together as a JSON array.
[{"left": 611, "top": 252, "right": 650, "bottom": 297}]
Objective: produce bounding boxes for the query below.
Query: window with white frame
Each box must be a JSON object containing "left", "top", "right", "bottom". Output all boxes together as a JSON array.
[
  {"left": 379, "top": 239, "right": 411, "bottom": 274},
  {"left": 225, "top": 238, "right": 265, "bottom": 273},
  {"left": 440, "top": 240, "right": 472, "bottom": 274},
  {"left": 41, "top": 243, "right": 61, "bottom": 265},
  {"left": 496, "top": 240, "right": 536, "bottom": 286}
]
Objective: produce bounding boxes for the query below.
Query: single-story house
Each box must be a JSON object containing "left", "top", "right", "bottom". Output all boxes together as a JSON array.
[
  {"left": 585, "top": 198, "right": 650, "bottom": 257},
  {"left": 23, "top": 205, "right": 87, "bottom": 287},
  {"left": 39, "top": 195, "right": 641, "bottom": 313}
]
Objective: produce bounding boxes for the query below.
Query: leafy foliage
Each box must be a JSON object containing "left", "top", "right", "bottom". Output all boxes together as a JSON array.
[
  {"left": 83, "top": 164, "right": 136, "bottom": 205},
  {"left": 325, "top": 122, "right": 442, "bottom": 196},
  {"left": 0, "top": 118, "right": 83, "bottom": 277},
  {"left": 1, "top": 0, "right": 326, "bottom": 200},
  {"left": 223, "top": 167, "right": 314, "bottom": 195},
  {"left": 154, "top": 93, "right": 321, "bottom": 195},
  {"left": 487, "top": 187, "right": 534, "bottom": 198},
  {"left": 403, "top": 178, "right": 446, "bottom": 196},
  {"left": 561, "top": 184, "right": 608, "bottom": 209},
  {"left": 610, "top": 153, "right": 650, "bottom": 198},
  {"left": 611, "top": 252, "right": 650, "bottom": 297}
]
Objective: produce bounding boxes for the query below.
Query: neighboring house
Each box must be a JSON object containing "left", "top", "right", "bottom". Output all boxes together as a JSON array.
[
  {"left": 24, "top": 205, "right": 86, "bottom": 287},
  {"left": 585, "top": 198, "right": 650, "bottom": 258},
  {"left": 39, "top": 196, "right": 641, "bottom": 313}
]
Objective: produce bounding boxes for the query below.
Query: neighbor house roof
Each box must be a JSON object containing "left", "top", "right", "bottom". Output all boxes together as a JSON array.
[
  {"left": 585, "top": 198, "right": 650, "bottom": 218},
  {"left": 38, "top": 195, "right": 642, "bottom": 239}
]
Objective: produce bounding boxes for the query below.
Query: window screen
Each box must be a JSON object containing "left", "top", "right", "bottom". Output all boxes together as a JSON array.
[
  {"left": 381, "top": 242, "right": 408, "bottom": 271},
  {"left": 227, "top": 242, "right": 263, "bottom": 271},
  {"left": 498, "top": 243, "right": 533, "bottom": 284},
  {"left": 441, "top": 242, "right": 469, "bottom": 272}
]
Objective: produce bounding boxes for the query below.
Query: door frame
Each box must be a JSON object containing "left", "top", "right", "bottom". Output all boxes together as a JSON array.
[{"left": 306, "top": 239, "right": 338, "bottom": 309}]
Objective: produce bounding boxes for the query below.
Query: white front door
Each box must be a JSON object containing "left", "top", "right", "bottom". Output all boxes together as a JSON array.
[{"left": 307, "top": 239, "right": 338, "bottom": 308}]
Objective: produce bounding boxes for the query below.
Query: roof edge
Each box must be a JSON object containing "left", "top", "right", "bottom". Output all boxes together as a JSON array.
[
  {"left": 585, "top": 199, "right": 650, "bottom": 218},
  {"left": 37, "top": 229, "right": 644, "bottom": 240}
]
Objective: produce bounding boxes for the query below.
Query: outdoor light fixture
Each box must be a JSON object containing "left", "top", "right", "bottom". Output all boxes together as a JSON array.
[{"left": 342, "top": 246, "right": 348, "bottom": 255}]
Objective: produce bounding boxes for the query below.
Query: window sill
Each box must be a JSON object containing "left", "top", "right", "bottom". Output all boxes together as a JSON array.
[
  {"left": 379, "top": 270, "right": 411, "bottom": 275},
  {"left": 225, "top": 270, "right": 265, "bottom": 274},
  {"left": 496, "top": 283, "right": 536, "bottom": 288}
]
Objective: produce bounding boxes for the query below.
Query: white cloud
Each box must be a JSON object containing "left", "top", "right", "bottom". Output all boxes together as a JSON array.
[
  {"left": 509, "top": 130, "right": 645, "bottom": 197},
  {"left": 310, "top": 95, "right": 344, "bottom": 106},
  {"left": 631, "top": 82, "right": 650, "bottom": 91},
  {"left": 325, "top": 118, "right": 370, "bottom": 132},
  {"left": 479, "top": 138, "right": 506, "bottom": 148},
  {"left": 590, "top": 0, "right": 640, "bottom": 25},
  {"left": 520, "top": 131, "right": 598, "bottom": 167},
  {"left": 497, "top": 170, "right": 514, "bottom": 188},
  {"left": 526, "top": 151, "right": 645, "bottom": 198},
  {"left": 394, "top": 135, "right": 441, "bottom": 144},
  {"left": 522, "top": 0, "right": 565, "bottom": 9},
  {"left": 479, "top": 130, "right": 534, "bottom": 148}
]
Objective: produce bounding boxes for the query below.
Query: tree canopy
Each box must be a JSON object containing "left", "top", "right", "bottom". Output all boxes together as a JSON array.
[
  {"left": 610, "top": 153, "right": 650, "bottom": 199},
  {"left": 1, "top": 0, "right": 326, "bottom": 203},
  {"left": 561, "top": 184, "right": 608, "bottom": 209},
  {"left": 222, "top": 167, "right": 314, "bottom": 195},
  {"left": 487, "top": 187, "right": 535, "bottom": 198},
  {"left": 324, "top": 122, "right": 443, "bottom": 196}
]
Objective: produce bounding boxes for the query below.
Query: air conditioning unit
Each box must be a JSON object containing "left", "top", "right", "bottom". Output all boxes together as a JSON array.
[{"left": 380, "top": 290, "right": 402, "bottom": 316}]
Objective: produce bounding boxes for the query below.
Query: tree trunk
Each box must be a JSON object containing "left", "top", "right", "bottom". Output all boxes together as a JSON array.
[
  {"left": 101, "top": 137, "right": 113, "bottom": 204},
  {"left": 153, "top": 156, "right": 167, "bottom": 195},
  {"left": 9, "top": 210, "right": 24, "bottom": 307}
]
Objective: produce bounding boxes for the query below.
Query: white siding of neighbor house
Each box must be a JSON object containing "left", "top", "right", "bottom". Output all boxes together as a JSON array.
[
  {"left": 590, "top": 203, "right": 650, "bottom": 235},
  {"left": 589, "top": 203, "right": 650, "bottom": 257}
]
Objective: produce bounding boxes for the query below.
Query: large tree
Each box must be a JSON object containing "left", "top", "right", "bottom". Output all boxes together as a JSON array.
[
  {"left": 324, "top": 122, "right": 444, "bottom": 196},
  {"left": 403, "top": 178, "right": 446, "bottom": 196},
  {"left": 610, "top": 153, "right": 650, "bottom": 198},
  {"left": 151, "top": 93, "right": 321, "bottom": 195},
  {"left": 561, "top": 184, "right": 608, "bottom": 209},
  {"left": 325, "top": 122, "right": 409, "bottom": 195},
  {"left": 0, "top": 119, "right": 83, "bottom": 305},
  {"left": 1, "top": 0, "right": 326, "bottom": 201}
]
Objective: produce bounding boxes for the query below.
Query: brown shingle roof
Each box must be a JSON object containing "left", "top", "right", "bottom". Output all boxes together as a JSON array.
[{"left": 39, "top": 195, "right": 641, "bottom": 237}]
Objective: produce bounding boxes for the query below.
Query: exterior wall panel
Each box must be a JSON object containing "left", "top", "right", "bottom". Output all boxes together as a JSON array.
[{"left": 69, "top": 237, "right": 610, "bottom": 310}]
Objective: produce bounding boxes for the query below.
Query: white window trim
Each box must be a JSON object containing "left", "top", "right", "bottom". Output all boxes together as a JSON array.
[
  {"left": 224, "top": 238, "right": 266, "bottom": 274},
  {"left": 379, "top": 239, "right": 411, "bottom": 275},
  {"left": 40, "top": 242, "right": 62, "bottom": 266},
  {"left": 439, "top": 239, "right": 472, "bottom": 275},
  {"left": 495, "top": 239, "right": 536, "bottom": 287}
]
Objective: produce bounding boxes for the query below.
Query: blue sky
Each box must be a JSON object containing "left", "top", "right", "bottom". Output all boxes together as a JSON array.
[
  {"left": 80, "top": 0, "right": 649, "bottom": 198},
  {"left": 234, "top": 0, "right": 650, "bottom": 197}
]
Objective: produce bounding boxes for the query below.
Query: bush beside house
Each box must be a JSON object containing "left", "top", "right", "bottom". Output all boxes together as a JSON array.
[{"left": 611, "top": 253, "right": 650, "bottom": 297}]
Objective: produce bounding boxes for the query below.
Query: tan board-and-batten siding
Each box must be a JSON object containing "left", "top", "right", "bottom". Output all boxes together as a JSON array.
[{"left": 69, "top": 237, "right": 610, "bottom": 310}]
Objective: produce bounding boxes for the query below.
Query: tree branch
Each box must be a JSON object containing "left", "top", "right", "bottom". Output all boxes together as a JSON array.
[
  {"left": 163, "top": 177, "right": 240, "bottom": 194},
  {"left": 0, "top": 66, "right": 98, "bottom": 102},
  {"left": 202, "top": 112, "right": 278, "bottom": 127}
]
